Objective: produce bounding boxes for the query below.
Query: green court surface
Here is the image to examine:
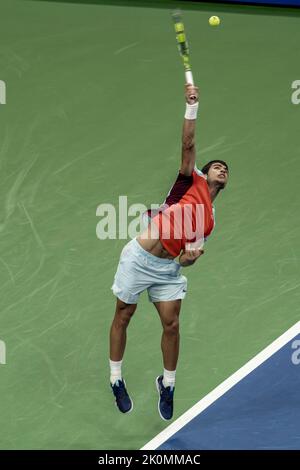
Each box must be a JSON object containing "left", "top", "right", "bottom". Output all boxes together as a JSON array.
[{"left": 0, "top": 0, "right": 300, "bottom": 450}]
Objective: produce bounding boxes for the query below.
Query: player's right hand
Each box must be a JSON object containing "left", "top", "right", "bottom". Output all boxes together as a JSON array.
[{"left": 185, "top": 84, "right": 199, "bottom": 104}]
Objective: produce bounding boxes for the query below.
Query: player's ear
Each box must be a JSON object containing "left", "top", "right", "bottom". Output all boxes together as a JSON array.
[{"left": 204, "top": 174, "right": 208, "bottom": 180}]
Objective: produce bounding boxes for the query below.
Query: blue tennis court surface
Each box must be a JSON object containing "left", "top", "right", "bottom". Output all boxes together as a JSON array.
[
  {"left": 157, "top": 333, "right": 300, "bottom": 450},
  {"left": 140, "top": 324, "right": 300, "bottom": 450}
]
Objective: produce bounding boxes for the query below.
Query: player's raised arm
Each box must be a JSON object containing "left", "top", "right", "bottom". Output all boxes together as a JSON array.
[{"left": 180, "top": 84, "right": 199, "bottom": 177}]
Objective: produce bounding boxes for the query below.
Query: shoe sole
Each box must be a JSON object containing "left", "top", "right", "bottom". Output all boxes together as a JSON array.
[
  {"left": 114, "top": 400, "right": 133, "bottom": 414},
  {"left": 156, "top": 376, "right": 170, "bottom": 422}
]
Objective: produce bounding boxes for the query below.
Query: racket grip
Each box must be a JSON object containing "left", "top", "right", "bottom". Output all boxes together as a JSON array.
[{"left": 185, "top": 70, "right": 194, "bottom": 85}]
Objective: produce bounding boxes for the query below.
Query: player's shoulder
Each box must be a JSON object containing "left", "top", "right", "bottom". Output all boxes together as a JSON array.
[
  {"left": 177, "top": 164, "right": 206, "bottom": 182},
  {"left": 193, "top": 164, "right": 206, "bottom": 179}
]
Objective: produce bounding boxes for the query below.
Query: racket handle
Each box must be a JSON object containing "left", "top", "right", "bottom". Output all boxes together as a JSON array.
[{"left": 185, "top": 70, "right": 194, "bottom": 85}]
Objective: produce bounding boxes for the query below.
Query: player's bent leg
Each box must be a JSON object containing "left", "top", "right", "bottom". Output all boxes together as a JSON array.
[
  {"left": 110, "top": 298, "right": 137, "bottom": 362},
  {"left": 154, "top": 300, "right": 181, "bottom": 421},
  {"left": 109, "top": 298, "right": 136, "bottom": 414},
  {"left": 155, "top": 300, "right": 181, "bottom": 371}
]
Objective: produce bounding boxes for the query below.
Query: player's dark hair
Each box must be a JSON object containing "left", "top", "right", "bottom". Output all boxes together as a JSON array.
[{"left": 201, "top": 160, "right": 229, "bottom": 175}]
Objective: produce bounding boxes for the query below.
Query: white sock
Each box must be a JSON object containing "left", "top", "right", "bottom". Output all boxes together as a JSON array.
[
  {"left": 110, "top": 359, "right": 122, "bottom": 385},
  {"left": 163, "top": 368, "right": 176, "bottom": 389}
]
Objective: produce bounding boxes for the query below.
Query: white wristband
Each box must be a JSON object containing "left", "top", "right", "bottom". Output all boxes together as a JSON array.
[{"left": 184, "top": 102, "right": 199, "bottom": 120}]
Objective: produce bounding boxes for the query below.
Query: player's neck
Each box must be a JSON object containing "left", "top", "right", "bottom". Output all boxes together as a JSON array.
[{"left": 208, "top": 183, "right": 222, "bottom": 202}]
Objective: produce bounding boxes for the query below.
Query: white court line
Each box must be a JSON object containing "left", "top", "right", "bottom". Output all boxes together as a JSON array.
[{"left": 141, "top": 321, "right": 300, "bottom": 450}]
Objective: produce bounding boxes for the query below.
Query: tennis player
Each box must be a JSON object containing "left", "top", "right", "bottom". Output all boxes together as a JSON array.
[{"left": 109, "top": 84, "right": 229, "bottom": 420}]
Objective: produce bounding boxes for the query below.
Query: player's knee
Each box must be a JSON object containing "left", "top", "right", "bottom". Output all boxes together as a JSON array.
[
  {"left": 163, "top": 318, "right": 179, "bottom": 336},
  {"left": 115, "top": 304, "right": 136, "bottom": 328}
]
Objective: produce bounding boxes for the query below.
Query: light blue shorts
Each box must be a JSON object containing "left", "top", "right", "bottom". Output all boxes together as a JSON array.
[{"left": 111, "top": 238, "right": 187, "bottom": 304}]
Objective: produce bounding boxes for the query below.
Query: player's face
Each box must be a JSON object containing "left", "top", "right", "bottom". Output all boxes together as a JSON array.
[{"left": 207, "top": 163, "right": 228, "bottom": 188}]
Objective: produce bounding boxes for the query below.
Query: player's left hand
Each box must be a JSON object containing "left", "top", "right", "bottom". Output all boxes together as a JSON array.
[
  {"left": 179, "top": 248, "right": 204, "bottom": 266},
  {"left": 185, "top": 248, "right": 204, "bottom": 260}
]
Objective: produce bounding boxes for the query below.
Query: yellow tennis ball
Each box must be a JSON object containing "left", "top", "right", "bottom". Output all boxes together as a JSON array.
[{"left": 209, "top": 16, "right": 220, "bottom": 26}]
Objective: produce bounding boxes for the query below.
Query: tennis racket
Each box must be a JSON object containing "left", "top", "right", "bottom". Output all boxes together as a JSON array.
[{"left": 172, "top": 9, "right": 194, "bottom": 86}]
